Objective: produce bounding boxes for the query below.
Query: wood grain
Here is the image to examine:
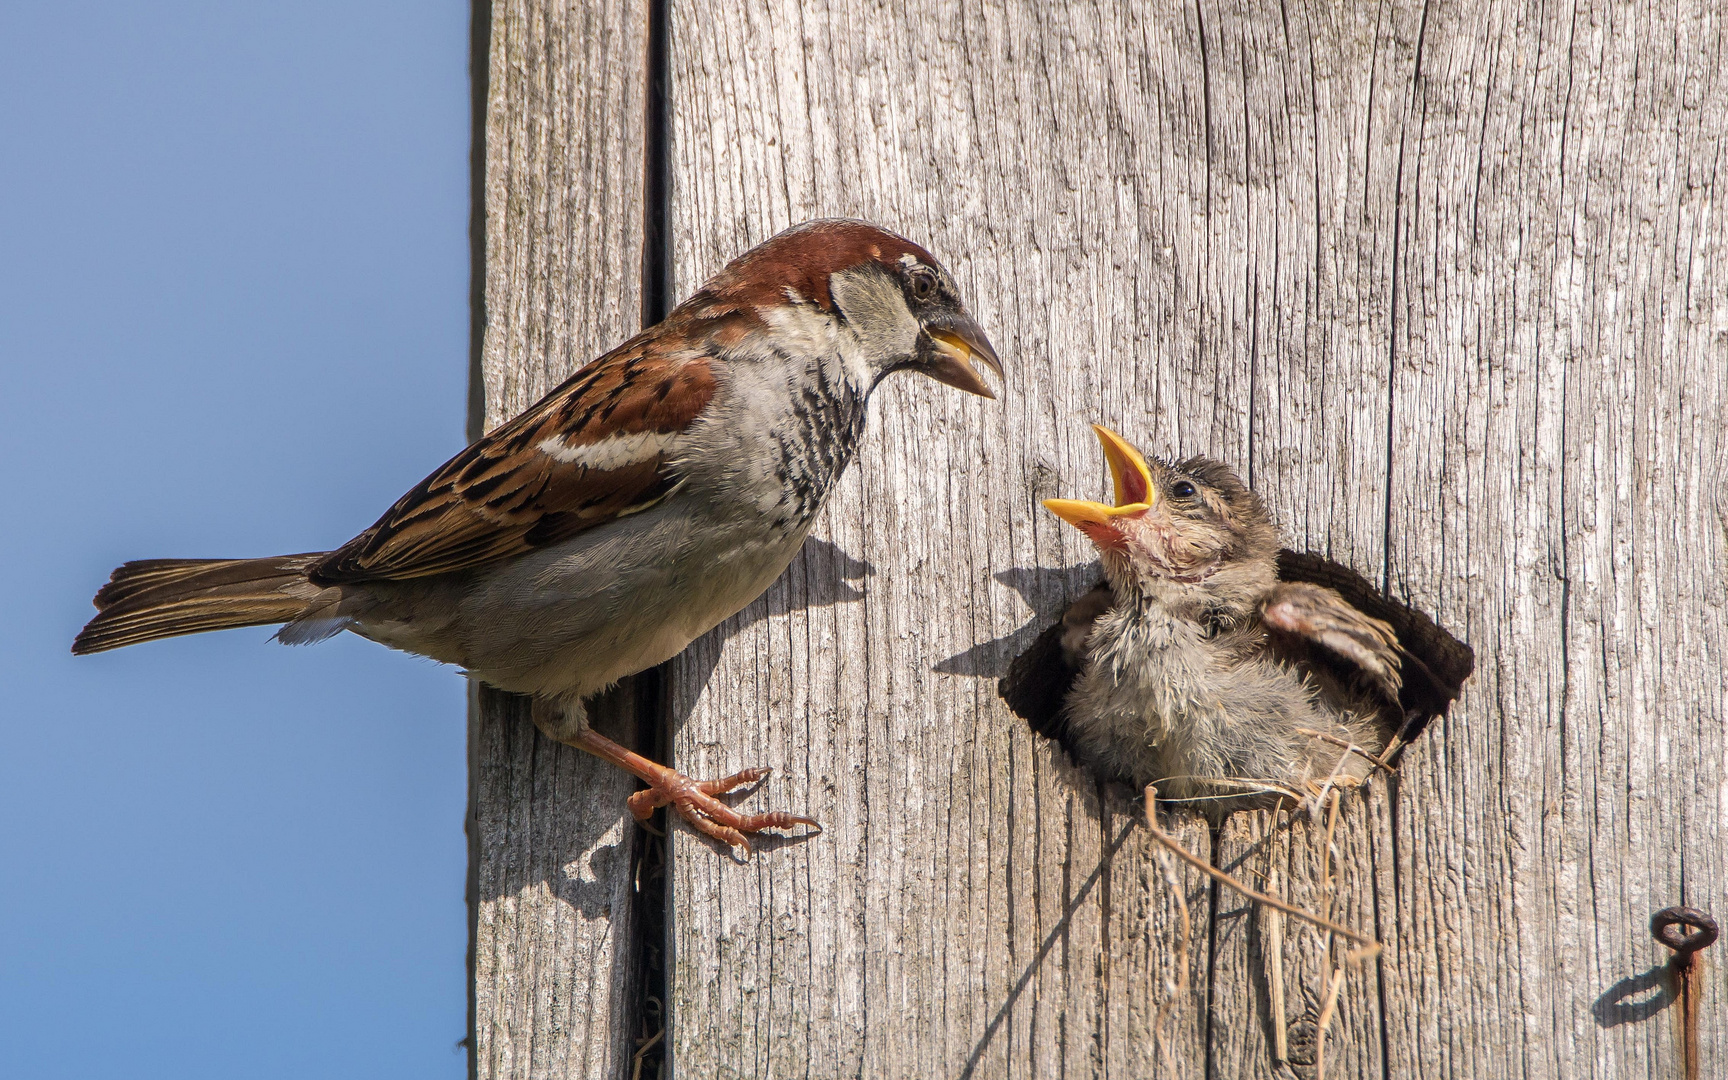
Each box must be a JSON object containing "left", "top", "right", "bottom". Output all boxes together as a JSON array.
[
  {"left": 466, "top": 0, "right": 1726, "bottom": 1073},
  {"left": 470, "top": 1, "right": 652, "bottom": 1076},
  {"left": 1381, "top": 2, "right": 1728, "bottom": 1077},
  {"left": 650, "top": 1, "right": 1728, "bottom": 1077}
]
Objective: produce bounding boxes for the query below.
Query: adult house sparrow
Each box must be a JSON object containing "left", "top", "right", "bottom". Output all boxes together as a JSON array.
[
  {"left": 1001, "top": 425, "right": 1471, "bottom": 812},
  {"left": 74, "top": 219, "right": 1002, "bottom": 852}
]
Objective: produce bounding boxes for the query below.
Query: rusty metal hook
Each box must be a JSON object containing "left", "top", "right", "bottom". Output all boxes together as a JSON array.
[
  {"left": 1651, "top": 907, "right": 1719, "bottom": 957},
  {"left": 1651, "top": 905, "right": 1716, "bottom": 1080}
]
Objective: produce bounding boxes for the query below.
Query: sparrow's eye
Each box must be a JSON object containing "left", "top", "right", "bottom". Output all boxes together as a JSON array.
[
  {"left": 1170, "top": 480, "right": 1197, "bottom": 500},
  {"left": 908, "top": 267, "right": 938, "bottom": 301}
]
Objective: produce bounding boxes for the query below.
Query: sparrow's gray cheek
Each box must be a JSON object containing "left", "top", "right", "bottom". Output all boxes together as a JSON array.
[{"left": 829, "top": 266, "right": 923, "bottom": 367}]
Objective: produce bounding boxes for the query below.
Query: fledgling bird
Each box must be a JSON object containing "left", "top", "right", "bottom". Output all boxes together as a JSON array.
[
  {"left": 1002, "top": 425, "right": 1471, "bottom": 813},
  {"left": 74, "top": 219, "right": 1002, "bottom": 853}
]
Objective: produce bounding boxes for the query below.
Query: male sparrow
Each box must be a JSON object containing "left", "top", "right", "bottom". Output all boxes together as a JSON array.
[
  {"left": 75, "top": 219, "right": 1003, "bottom": 852},
  {"left": 1001, "top": 425, "right": 1471, "bottom": 811}
]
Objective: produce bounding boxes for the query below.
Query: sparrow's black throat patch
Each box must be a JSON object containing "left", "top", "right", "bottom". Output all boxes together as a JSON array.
[{"left": 767, "top": 360, "right": 869, "bottom": 530}]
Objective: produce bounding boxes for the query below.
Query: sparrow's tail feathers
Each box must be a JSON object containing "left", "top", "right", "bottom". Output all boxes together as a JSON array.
[{"left": 72, "top": 554, "right": 330, "bottom": 655}]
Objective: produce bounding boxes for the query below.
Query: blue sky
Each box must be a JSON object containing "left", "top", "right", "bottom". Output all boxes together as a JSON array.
[{"left": 1, "top": 3, "right": 471, "bottom": 1075}]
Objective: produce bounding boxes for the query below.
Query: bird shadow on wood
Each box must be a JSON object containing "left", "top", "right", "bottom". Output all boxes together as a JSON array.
[
  {"left": 663, "top": 537, "right": 874, "bottom": 859},
  {"left": 933, "top": 563, "right": 1100, "bottom": 678},
  {"left": 1592, "top": 965, "right": 1677, "bottom": 1027},
  {"left": 747, "top": 536, "right": 876, "bottom": 623}
]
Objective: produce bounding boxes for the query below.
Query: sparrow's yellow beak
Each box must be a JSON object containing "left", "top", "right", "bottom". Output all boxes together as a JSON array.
[
  {"left": 1042, "top": 424, "right": 1157, "bottom": 534},
  {"left": 921, "top": 312, "right": 1005, "bottom": 399}
]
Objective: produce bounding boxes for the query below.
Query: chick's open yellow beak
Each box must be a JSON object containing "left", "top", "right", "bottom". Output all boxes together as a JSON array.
[
  {"left": 1041, "top": 497, "right": 1138, "bottom": 530},
  {"left": 1041, "top": 424, "right": 1157, "bottom": 531},
  {"left": 1092, "top": 424, "right": 1155, "bottom": 507}
]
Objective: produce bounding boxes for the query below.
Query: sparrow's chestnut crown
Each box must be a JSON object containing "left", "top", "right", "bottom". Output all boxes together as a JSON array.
[{"left": 697, "top": 219, "right": 1003, "bottom": 399}]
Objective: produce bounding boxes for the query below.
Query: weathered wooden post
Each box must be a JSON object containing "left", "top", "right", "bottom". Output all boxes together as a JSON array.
[
  {"left": 472, "top": 2, "right": 1727, "bottom": 1077},
  {"left": 469, "top": 3, "right": 654, "bottom": 1076}
]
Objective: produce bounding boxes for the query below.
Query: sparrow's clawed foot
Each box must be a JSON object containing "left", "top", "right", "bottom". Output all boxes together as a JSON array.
[
  {"left": 626, "top": 765, "right": 821, "bottom": 856},
  {"left": 552, "top": 719, "right": 821, "bottom": 856}
]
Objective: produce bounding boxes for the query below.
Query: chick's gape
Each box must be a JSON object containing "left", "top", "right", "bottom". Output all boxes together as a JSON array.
[{"left": 74, "top": 220, "right": 1003, "bottom": 854}]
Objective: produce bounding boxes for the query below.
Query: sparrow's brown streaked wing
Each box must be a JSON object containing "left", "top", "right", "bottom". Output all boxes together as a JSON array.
[
  {"left": 1275, "top": 548, "right": 1475, "bottom": 727},
  {"left": 309, "top": 338, "right": 717, "bottom": 585},
  {"left": 1261, "top": 581, "right": 1404, "bottom": 709}
]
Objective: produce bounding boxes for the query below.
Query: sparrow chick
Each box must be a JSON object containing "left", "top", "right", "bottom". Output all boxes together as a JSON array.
[
  {"left": 1025, "top": 425, "right": 1461, "bottom": 812},
  {"left": 74, "top": 219, "right": 1003, "bottom": 854}
]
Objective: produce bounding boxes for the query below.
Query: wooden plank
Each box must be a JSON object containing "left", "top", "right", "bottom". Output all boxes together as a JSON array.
[
  {"left": 441, "top": 0, "right": 1728, "bottom": 1074},
  {"left": 1159, "top": 1, "right": 1417, "bottom": 1073},
  {"left": 1382, "top": 2, "right": 1728, "bottom": 1077},
  {"left": 469, "top": 1, "right": 652, "bottom": 1076},
  {"left": 661, "top": 2, "right": 1255, "bottom": 1075}
]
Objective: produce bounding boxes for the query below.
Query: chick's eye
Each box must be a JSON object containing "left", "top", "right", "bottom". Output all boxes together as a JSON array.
[
  {"left": 1170, "top": 480, "right": 1197, "bottom": 499},
  {"left": 909, "top": 268, "right": 937, "bottom": 300}
]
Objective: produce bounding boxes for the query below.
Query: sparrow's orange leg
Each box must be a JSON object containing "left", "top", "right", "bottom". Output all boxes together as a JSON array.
[{"left": 566, "top": 728, "right": 821, "bottom": 855}]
